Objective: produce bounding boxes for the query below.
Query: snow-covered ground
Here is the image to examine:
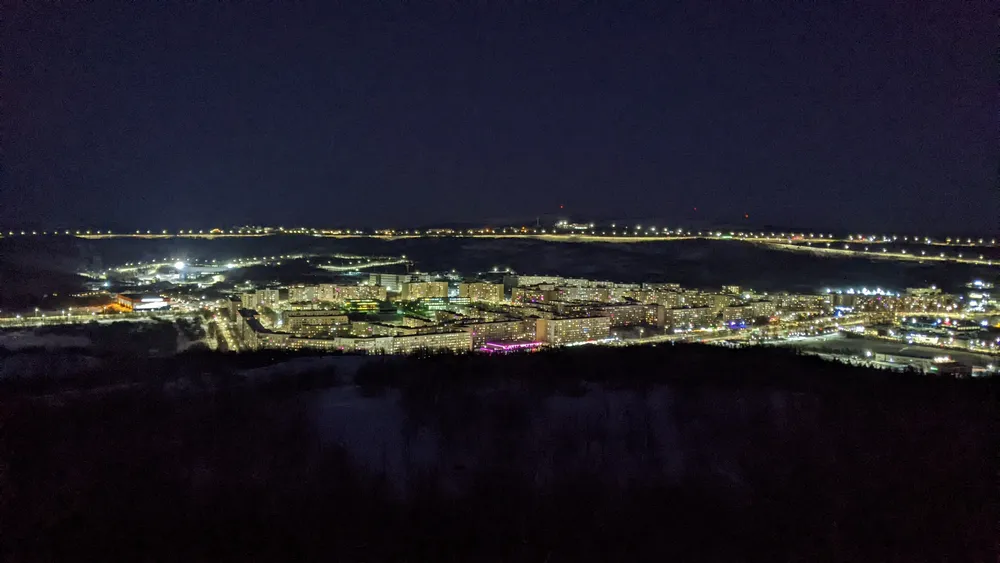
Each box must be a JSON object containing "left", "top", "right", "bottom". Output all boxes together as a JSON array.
[
  {"left": 0, "top": 331, "right": 91, "bottom": 351},
  {"left": 309, "top": 377, "right": 817, "bottom": 499},
  {"left": 0, "top": 352, "right": 102, "bottom": 380},
  {"left": 239, "top": 355, "right": 370, "bottom": 381}
]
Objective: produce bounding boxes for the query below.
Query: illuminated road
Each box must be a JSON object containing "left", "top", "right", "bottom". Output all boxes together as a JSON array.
[
  {"left": 214, "top": 315, "right": 241, "bottom": 352},
  {"left": 0, "top": 312, "right": 184, "bottom": 328},
  {"left": 316, "top": 258, "right": 410, "bottom": 272},
  {"left": 100, "top": 254, "right": 409, "bottom": 279},
  {"left": 759, "top": 242, "right": 997, "bottom": 267},
  {"left": 203, "top": 320, "right": 219, "bottom": 351},
  {"left": 616, "top": 315, "right": 870, "bottom": 348},
  {"left": 108, "top": 254, "right": 311, "bottom": 274},
  {"left": 4, "top": 229, "right": 997, "bottom": 268},
  {"left": 4, "top": 307, "right": 993, "bottom": 360}
]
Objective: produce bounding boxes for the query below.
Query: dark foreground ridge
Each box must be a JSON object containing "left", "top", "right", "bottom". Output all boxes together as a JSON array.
[{"left": 1, "top": 345, "right": 996, "bottom": 561}]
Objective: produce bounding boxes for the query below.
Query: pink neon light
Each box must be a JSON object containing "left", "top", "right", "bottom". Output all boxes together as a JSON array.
[{"left": 481, "top": 341, "right": 544, "bottom": 351}]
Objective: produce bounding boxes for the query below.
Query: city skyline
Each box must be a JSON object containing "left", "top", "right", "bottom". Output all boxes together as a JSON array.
[
  {"left": 3, "top": 250, "right": 996, "bottom": 376},
  {"left": 3, "top": 4, "right": 995, "bottom": 558},
  {"left": 3, "top": 2, "right": 995, "bottom": 232}
]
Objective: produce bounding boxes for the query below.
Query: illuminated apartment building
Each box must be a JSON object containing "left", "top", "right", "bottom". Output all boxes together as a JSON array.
[
  {"left": 237, "top": 309, "right": 290, "bottom": 351},
  {"left": 282, "top": 310, "right": 350, "bottom": 335},
  {"left": 458, "top": 282, "right": 505, "bottom": 303},
  {"left": 240, "top": 291, "right": 260, "bottom": 310},
  {"left": 400, "top": 281, "right": 448, "bottom": 300},
  {"left": 647, "top": 289, "right": 685, "bottom": 308},
  {"left": 317, "top": 284, "right": 337, "bottom": 302},
  {"left": 664, "top": 306, "right": 716, "bottom": 329},
  {"left": 516, "top": 275, "right": 564, "bottom": 286},
  {"left": 592, "top": 303, "right": 656, "bottom": 327},
  {"left": 318, "top": 284, "right": 388, "bottom": 303},
  {"left": 239, "top": 288, "right": 281, "bottom": 310},
  {"left": 512, "top": 287, "right": 556, "bottom": 304},
  {"left": 258, "top": 288, "right": 281, "bottom": 306},
  {"left": 556, "top": 286, "right": 611, "bottom": 303},
  {"left": 284, "top": 331, "right": 471, "bottom": 355},
  {"left": 609, "top": 285, "right": 646, "bottom": 302},
  {"left": 746, "top": 300, "right": 777, "bottom": 318},
  {"left": 227, "top": 296, "right": 242, "bottom": 319},
  {"left": 721, "top": 305, "right": 752, "bottom": 321},
  {"left": 287, "top": 285, "right": 317, "bottom": 303},
  {"left": 390, "top": 331, "right": 472, "bottom": 354},
  {"left": 708, "top": 293, "right": 735, "bottom": 312},
  {"left": 535, "top": 316, "right": 611, "bottom": 345},
  {"left": 463, "top": 319, "right": 536, "bottom": 348},
  {"left": 343, "top": 299, "right": 381, "bottom": 313}
]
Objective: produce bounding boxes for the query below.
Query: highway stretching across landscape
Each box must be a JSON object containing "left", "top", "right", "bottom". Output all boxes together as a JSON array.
[{"left": 5, "top": 227, "right": 996, "bottom": 268}]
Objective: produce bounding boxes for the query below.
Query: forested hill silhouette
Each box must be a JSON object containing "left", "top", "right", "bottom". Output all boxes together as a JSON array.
[{"left": 1, "top": 345, "right": 996, "bottom": 561}]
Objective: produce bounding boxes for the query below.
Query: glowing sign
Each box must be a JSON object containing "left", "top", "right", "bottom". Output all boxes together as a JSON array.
[{"left": 481, "top": 342, "right": 544, "bottom": 353}]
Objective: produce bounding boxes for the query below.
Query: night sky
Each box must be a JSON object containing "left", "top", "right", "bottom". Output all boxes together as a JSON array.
[{"left": 3, "top": 2, "right": 995, "bottom": 232}]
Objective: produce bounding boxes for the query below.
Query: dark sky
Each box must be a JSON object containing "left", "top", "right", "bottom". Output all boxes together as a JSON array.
[{"left": 3, "top": 1, "right": 996, "bottom": 232}]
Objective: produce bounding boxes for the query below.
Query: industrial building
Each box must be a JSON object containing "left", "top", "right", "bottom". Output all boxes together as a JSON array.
[
  {"left": 368, "top": 273, "right": 412, "bottom": 292},
  {"left": 116, "top": 293, "right": 170, "bottom": 312}
]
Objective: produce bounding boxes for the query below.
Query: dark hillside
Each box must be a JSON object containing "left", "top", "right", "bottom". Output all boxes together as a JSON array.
[{"left": 1, "top": 345, "right": 996, "bottom": 561}]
